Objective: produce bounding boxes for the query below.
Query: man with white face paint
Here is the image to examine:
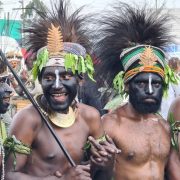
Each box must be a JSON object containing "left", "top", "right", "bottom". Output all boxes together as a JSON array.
[
  {"left": 95, "top": 3, "right": 179, "bottom": 179},
  {"left": 0, "top": 61, "right": 13, "bottom": 180},
  {"left": 5, "top": 1, "right": 119, "bottom": 180},
  {"left": 148, "top": 74, "right": 153, "bottom": 94}
]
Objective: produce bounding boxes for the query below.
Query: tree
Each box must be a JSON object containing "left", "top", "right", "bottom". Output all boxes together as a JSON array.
[
  {"left": 0, "top": 1, "right": 3, "bottom": 12},
  {"left": 21, "top": 0, "right": 47, "bottom": 27}
]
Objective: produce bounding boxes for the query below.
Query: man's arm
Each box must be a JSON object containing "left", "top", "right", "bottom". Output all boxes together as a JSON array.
[
  {"left": 5, "top": 107, "right": 58, "bottom": 180},
  {"left": 5, "top": 106, "right": 92, "bottom": 180},
  {"left": 166, "top": 97, "right": 180, "bottom": 180},
  {"left": 166, "top": 148, "right": 180, "bottom": 180},
  {"left": 84, "top": 106, "right": 118, "bottom": 180}
]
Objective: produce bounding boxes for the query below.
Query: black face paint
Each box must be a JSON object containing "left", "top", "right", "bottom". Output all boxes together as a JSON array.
[
  {"left": 128, "top": 72, "right": 163, "bottom": 114},
  {"left": 0, "top": 83, "right": 12, "bottom": 114},
  {"left": 40, "top": 66, "right": 78, "bottom": 112}
]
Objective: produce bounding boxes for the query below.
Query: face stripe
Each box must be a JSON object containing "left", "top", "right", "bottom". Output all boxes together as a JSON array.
[
  {"left": 149, "top": 74, "right": 153, "bottom": 94},
  {"left": 55, "top": 69, "right": 60, "bottom": 88}
]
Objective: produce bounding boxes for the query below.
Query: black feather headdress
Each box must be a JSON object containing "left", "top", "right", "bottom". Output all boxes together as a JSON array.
[
  {"left": 24, "top": 0, "right": 94, "bottom": 80},
  {"left": 95, "top": 2, "right": 178, "bottom": 96},
  {"left": 24, "top": 0, "right": 92, "bottom": 53}
]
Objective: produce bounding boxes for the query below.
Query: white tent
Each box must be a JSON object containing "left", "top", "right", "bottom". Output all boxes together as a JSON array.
[{"left": 0, "top": 35, "right": 21, "bottom": 53}]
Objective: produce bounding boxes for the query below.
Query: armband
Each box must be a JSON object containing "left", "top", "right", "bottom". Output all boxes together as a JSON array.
[
  {"left": 169, "top": 113, "right": 180, "bottom": 151},
  {"left": 4, "top": 135, "right": 31, "bottom": 169}
]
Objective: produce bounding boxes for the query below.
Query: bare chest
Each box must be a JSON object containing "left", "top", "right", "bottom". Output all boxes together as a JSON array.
[
  {"left": 30, "top": 120, "right": 89, "bottom": 171},
  {"left": 115, "top": 120, "right": 170, "bottom": 164}
]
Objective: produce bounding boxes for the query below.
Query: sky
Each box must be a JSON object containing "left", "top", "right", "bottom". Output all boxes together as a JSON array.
[
  {"left": 1, "top": 0, "right": 180, "bottom": 20},
  {"left": 1, "top": 0, "right": 180, "bottom": 56}
]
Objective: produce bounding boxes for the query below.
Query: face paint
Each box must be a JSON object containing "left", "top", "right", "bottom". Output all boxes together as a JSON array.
[
  {"left": 128, "top": 72, "right": 163, "bottom": 114},
  {"left": 148, "top": 73, "right": 153, "bottom": 94},
  {"left": 40, "top": 66, "right": 78, "bottom": 112},
  {"left": 9, "top": 60, "right": 21, "bottom": 73},
  {"left": 55, "top": 69, "right": 60, "bottom": 88},
  {"left": 0, "top": 83, "right": 12, "bottom": 114}
]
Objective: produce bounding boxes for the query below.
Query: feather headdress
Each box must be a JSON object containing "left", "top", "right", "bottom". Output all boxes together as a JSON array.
[
  {"left": 24, "top": 0, "right": 94, "bottom": 80},
  {"left": 95, "top": 2, "right": 179, "bottom": 97}
]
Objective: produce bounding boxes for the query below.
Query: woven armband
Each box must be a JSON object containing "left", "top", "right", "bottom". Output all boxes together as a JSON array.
[{"left": 4, "top": 135, "right": 31, "bottom": 169}]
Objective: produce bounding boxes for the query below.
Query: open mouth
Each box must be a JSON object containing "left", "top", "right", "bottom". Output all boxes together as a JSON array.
[{"left": 51, "top": 93, "right": 68, "bottom": 102}]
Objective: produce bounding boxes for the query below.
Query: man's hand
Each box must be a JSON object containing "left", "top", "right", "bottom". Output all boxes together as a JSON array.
[
  {"left": 61, "top": 165, "right": 92, "bottom": 180},
  {"left": 54, "top": 171, "right": 62, "bottom": 178},
  {"left": 88, "top": 135, "right": 121, "bottom": 170}
]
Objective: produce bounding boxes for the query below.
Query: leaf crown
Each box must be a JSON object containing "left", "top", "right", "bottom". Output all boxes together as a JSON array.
[{"left": 32, "top": 24, "right": 95, "bottom": 81}]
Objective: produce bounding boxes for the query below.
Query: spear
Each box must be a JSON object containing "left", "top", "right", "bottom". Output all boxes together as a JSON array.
[{"left": 0, "top": 50, "right": 76, "bottom": 167}]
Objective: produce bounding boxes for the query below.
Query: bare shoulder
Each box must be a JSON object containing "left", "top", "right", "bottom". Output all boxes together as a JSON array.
[
  {"left": 168, "top": 96, "right": 180, "bottom": 122},
  {"left": 102, "top": 109, "right": 119, "bottom": 126},
  {"left": 76, "top": 103, "right": 103, "bottom": 138},
  {"left": 12, "top": 104, "right": 42, "bottom": 128},
  {"left": 102, "top": 106, "right": 123, "bottom": 138},
  {"left": 102, "top": 105, "right": 125, "bottom": 125},
  {"left": 157, "top": 114, "right": 170, "bottom": 133},
  {"left": 10, "top": 104, "right": 42, "bottom": 143},
  {"left": 76, "top": 103, "right": 101, "bottom": 123}
]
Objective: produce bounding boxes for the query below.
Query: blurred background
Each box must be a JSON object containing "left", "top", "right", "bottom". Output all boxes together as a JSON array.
[{"left": 0, "top": 0, "right": 179, "bottom": 57}]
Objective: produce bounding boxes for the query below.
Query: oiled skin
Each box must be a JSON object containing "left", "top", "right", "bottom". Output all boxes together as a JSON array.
[{"left": 102, "top": 103, "right": 171, "bottom": 180}]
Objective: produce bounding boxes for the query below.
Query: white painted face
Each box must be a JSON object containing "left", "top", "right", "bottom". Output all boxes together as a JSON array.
[{"left": 148, "top": 73, "right": 153, "bottom": 94}]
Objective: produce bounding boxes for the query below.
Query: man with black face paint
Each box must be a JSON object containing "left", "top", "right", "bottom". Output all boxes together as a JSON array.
[
  {"left": 128, "top": 73, "right": 163, "bottom": 114},
  {"left": 0, "top": 64, "right": 13, "bottom": 179},
  {"left": 5, "top": 1, "right": 119, "bottom": 180},
  {"left": 0, "top": 83, "right": 12, "bottom": 114},
  {"left": 0, "top": 62, "right": 13, "bottom": 140},
  {"left": 95, "top": 3, "right": 178, "bottom": 179}
]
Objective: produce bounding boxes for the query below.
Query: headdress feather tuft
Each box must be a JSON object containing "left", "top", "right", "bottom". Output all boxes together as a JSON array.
[
  {"left": 95, "top": 2, "right": 173, "bottom": 95},
  {"left": 24, "top": 0, "right": 95, "bottom": 81},
  {"left": 47, "top": 24, "right": 64, "bottom": 58}
]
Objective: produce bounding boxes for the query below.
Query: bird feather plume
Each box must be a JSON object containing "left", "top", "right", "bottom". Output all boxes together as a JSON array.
[{"left": 94, "top": 2, "right": 173, "bottom": 91}]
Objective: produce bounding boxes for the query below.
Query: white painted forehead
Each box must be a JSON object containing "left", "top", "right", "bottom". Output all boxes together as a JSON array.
[{"left": 46, "top": 57, "right": 65, "bottom": 67}]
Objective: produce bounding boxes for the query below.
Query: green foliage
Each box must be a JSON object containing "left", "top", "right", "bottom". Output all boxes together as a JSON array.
[
  {"left": 169, "top": 113, "right": 180, "bottom": 151},
  {"left": 23, "top": 0, "right": 47, "bottom": 27},
  {"left": 112, "top": 65, "right": 180, "bottom": 99},
  {"left": 104, "top": 94, "right": 127, "bottom": 110},
  {"left": 32, "top": 48, "right": 48, "bottom": 80},
  {"left": 32, "top": 50, "right": 95, "bottom": 81},
  {"left": 113, "top": 71, "right": 127, "bottom": 96},
  {"left": 163, "top": 65, "right": 180, "bottom": 97},
  {"left": 64, "top": 53, "right": 95, "bottom": 81},
  {"left": 83, "top": 135, "right": 107, "bottom": 151},
  {"left": 103, "top": 71, "right": 129, "bottom": 110},
  {"left": 85, "top": 55, "right": 95, "bottom": 81},
  {"left": 4, "top": 135, "right": 31, "bottom": 170}
]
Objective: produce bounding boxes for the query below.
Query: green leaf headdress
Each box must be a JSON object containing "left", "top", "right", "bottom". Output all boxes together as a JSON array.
[
  {"left": 95, "top": 3, "right": 175, "bottom": 101},
  {"left": 112, "top": 45, "right": 180, "bottom": 98},
  {"left": 32, "top": 24, "right": 95, "bottom": 81},
  {"left": 24, "top": 0, "right": 95, "bottom": 81}
]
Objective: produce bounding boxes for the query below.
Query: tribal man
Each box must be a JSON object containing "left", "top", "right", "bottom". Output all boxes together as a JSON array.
[
  {"left": 4, "top": 0, "right": 119, "bottom": 179},
  {"left": 166, "top": 97, "right": 180, "bottom": 179},
  {"left": 95, "top": 3, "right": 178, "bottom": 179},
  {"left": 0, "top": 61, "right": 12, "bottom": 180}
]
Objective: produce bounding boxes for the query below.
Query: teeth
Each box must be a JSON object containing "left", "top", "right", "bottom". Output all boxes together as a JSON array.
[{"left": 52, "top": 93, "right": 66, "bottom": 97}]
